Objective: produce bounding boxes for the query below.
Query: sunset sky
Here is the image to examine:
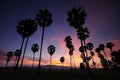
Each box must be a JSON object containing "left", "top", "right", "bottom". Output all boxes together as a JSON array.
[{"left": 0, "top": 0, "right": 120, "bottom": 68}]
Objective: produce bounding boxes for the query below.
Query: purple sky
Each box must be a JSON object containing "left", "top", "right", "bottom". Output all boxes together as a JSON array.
[{"left": 0, "top": 0, "right": 120, "bottom": 67}]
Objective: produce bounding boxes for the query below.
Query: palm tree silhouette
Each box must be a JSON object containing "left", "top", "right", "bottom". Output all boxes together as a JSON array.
[
  {"left": 31, "top": 43, "right": 39, "bottom": 70},
  {"left": 18, "top": 19, "right": 37, "bottom": 71},
  {"left": 87, "top": 43, "right": 96, "bottom": 68},
  {"left": 67, "top": 7, "right": 92, "bottom": 77},
  {"left": 99, "top": 44, "right": 108, "bottom": 60},
  {"left": 6, "top": 51, "right": 13, "bottom": 69},
  {"left": 36, "top": 9, "right": 53, "bottom": 74},
  {"left": 15, "top": 20, "right": 27, "bottom": 72},
  {"left": 60, "top": 56, "right": 65, "bottom": 70},
  {"left": 106, "top": 42, "right": 115, "bottom": 53},
  {"left": 48, "top": 45, "right": 55, "bottom": 71},
  {"left": 14, "top": 49, "right": 21, "bottom": 67},
  {"left": 65, "top": 36, "right": 75, "bottom": 71}
]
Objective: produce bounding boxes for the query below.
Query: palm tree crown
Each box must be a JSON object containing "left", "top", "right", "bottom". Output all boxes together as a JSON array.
[
  {"left": 17, "top": 19, "right": 37, "bottom": 38},
  {"left": 36, "top": 9, "right": 52, "bottom": 27},
  {"left": 31, "top": 43, "right": 39, "bottom": 53},
  {"left": 67, "top": 7, "right": 87, "bottom": 29},
  {"left": 60, "top": 57, "right": 65, "bottom": 63},
  {"left": 106, "top": 42, "right": 115, "bottom": 52},
  {"left": 48, "top": 45, "right": 56, "bottom": 56}
]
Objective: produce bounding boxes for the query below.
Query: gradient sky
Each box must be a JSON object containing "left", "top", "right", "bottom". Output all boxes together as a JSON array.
[{"left": 0, "top": 0, "right": 120, "bottom": 68}]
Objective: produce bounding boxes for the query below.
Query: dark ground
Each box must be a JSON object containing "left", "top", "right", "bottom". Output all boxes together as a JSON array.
[{"left": 0, "top": 67, "right": 119, "bottom": 80}]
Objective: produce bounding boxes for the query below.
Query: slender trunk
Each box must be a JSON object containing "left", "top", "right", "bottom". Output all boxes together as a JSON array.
[
  {"left": 19, "top": 37, "right": 29, "bottom": 71},
  {"left": 70, "top": 55, "right": 72, "bottom": 71},
  {"left": 80, "top": 39, "right": 93, "bottom": 77},
  {"left": 32, "top": 53, "right": 35, "bottom": 70},
  {"left": 14, "top": 38, "right": 25, "bottom": 73},
  {"left": 73, "top": 54, "right": 76, "bottom": 70},
  {"left": 37, "top": 27, "right": 45, "bottom": 74},
  {"left": 49, "top": 55, "right": 52, "bottom": 71},
  {"left": 14, "top": 57, "right": 18, "bottom": 68}
]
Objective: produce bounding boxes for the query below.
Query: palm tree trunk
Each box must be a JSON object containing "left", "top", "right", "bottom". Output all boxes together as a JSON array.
[
  {"left": 49, "top": 55, "right": 52, "bottom": 71},
  {"left": 37, "top": 27, "right": 45, "bottom": 74},
  {"left": 19, "top": 37, "right": 29, "bottom": 71},
  {"left": 70, "top": 55, "right": 72, "bottom": 71},
  {"left": 80, "top": 39, "right": 93, "bottom": 77},
  {"left": 32, "top": 52, "right": 35, "bottom": 70},
  {"left": 72, "top": 54, "right": 76, "bottom": 70},
  {"left": 14, "top": 38, "right": 25, "bottom": 73}
]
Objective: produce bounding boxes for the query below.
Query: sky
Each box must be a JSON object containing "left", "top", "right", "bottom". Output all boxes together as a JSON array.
[{"left": 0, "top": 0, "right": 120, "bottom": 68}]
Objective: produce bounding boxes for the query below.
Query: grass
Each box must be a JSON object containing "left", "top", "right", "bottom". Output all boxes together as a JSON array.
[{"left": 0, "top": 67, "right": 119, "bottom": 80}]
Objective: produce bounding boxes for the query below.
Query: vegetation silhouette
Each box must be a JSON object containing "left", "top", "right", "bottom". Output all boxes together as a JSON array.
[
  {"left": 18, "top": 19, "right": 37, "bottom": 71},
  {"left": 65, "top": 36, "right": 76, "bottom": 71},
  {"left": 6, "top": 51, "right": 13, "bottom": 69},
  {"left": 14, "top": 19, "right": 37, "bottom": 72},
  {"left": 48, "top": 45, "right": 56, "bottom": 71},
  {"left": 60, "top": 56, "right": 65, "bottom": 70},
  {"left": 67, "top": 7, "right": 93, "bottom": 77},
  {"left": 2, "top": 5, "right": 120, "bottom": 80},
  {"left": 14, "top": 49, "right": 21, "bottom": 67},
  {"left": 36, "top": 9, "right": 53, "bottom": 74},
  {"left": 31, "top": 43, "right": 39, "bottom": 70}
]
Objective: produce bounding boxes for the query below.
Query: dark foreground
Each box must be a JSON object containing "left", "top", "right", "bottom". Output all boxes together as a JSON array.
[{"left": 0, "top": 67, "right": 119, "bottom": 80}]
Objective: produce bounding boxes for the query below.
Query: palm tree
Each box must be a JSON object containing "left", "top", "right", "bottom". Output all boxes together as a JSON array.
[
  {"left": 6, "top": 51, "right": 13, "bottom": 69},
  {"left": 19, "top": 19, "right": 37, "bottom": 71},
  {"left": 31, "top": 43, "right": 39, "bottom": 70},
  {"left": 65, "top": 36, "right": 75, "bottom": 71},
  {"left": 60, "top": 56, "right": 65, "bottom": 70},
  {"left": 67, "top": 7, "right": 93, "bottom": 77},
  {"left": 87, "top": 43, "right": 96, "bottom": 67},
  {"left": 106, "top": 42, "right": 115, "bottom": 53},
  {"left": 48, "top": 45, "right": 55, "bottom": 71},
  {"left": 14, "top": 49, "right": 21, "bottom": 67},
  {"left": 36, "top": 9, "right": 53, "bottom": 74},
  {"left": 15, "top": 20, "right": 27, "bottom": 72},
  {"left": 99, "top": 44, "right": 108, "bottom": 60}
]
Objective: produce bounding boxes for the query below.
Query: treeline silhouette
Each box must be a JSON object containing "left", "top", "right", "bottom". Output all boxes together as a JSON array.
[{"left": 4, "top": 7, "right": 120, "bottom": 78}]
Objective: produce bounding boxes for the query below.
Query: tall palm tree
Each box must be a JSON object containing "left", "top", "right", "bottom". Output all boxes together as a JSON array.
[
  {"left": 60, "top": 56, "right": 65, "bottom": 70},
  {"left": 31, "top": 43, "right": 39, "bottom": 70},
  {"left": 15, "top": 20, "right": 27, "bottom": 72},
  {"left": 36, "top": 9, "right": 53, "bottom": 74},
  {"left": 19, "top": 19, "right": 37, "bottom": 71},
  {"left": 99, "top": 44, "right": 108, "bottom": 60},
  {"left": 106, "top": 42, "right": 115, "bottom": 53},
  {"left": 48, "top": 45, "right": 55, "bottom": 71},
  {"left": 67, "top": 7, "right": 93, "bottom": 77},
  {"left": 6, "top": 51, "right": 13, "bottom": 69}
]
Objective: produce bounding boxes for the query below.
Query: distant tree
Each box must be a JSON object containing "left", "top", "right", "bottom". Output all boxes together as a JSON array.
[
  {"left": 80, "top": 62, "right": 85, "bottom": 70},
  {"left": 60, "top": 56, "right": 65, "bottom": 70},
  {"left": 48, "top": 45, "right": 55, "bottom": 71},
  {"left": 65, "top": 36, "right": 75, "bottom": 71},
  {"left": 36, "top": 9, "right": 53, "bottom": 74},
  {"left": 14, "top": 49, "right": 21, "bottom": 67},
  {"left": 106, "top": 42, "right": 115, "bottom": 53},
  {"left": 18, "top": 19, "right": 37, "bottom": 71},
  {"left": 99, "top": 44, "right": 108, "bottom": 60},
  {"left": 111, "top": 50, "right": 120, "bottom": 68},
  {"left": 6, "top": 51, "right": 13, "bottom": 69},
  {"left": 31, "top": 43, "right": 39, "bottom": 70},
  {"left": 86, "top": 43, "right": 96, "bottom": 68}
]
